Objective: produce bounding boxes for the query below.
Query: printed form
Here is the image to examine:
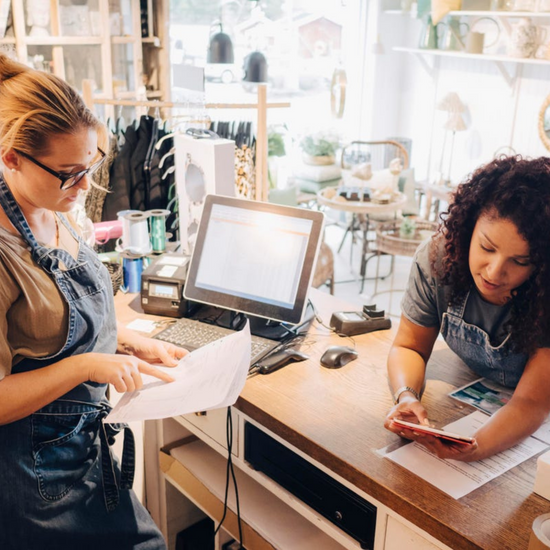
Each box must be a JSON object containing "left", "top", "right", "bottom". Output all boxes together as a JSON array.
[
  {"left": 383, "top": 411, "right": 548, "bottom": 499},
  {"left": 105, "top": 322, "right": 251, "bottom": 423}
]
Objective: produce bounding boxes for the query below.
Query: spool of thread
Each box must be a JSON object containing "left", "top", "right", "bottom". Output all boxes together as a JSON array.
[
  {"left": 117, "top": 210, "right": 151, "bottom": 255},
  {"left": 121, "top": 253, "right": 143, "bottom": 293},
  {"left": 148, "top": 209, "right": 171, "bottom": 253},
  {"left": 529, "top": 513, "right": 550, "bottom": 550}
]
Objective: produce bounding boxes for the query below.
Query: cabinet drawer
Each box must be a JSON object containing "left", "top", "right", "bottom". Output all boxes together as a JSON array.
[{"left": 177, "top": 407, "right": 239, "bottom": 456}]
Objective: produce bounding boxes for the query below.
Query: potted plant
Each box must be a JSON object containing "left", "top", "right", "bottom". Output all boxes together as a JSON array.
[
  {"left": 268, "top": 125, "right": 287, "bottom": 189},
  {"left": 300, "top": 132, "right": 339, "bottom": 165}
]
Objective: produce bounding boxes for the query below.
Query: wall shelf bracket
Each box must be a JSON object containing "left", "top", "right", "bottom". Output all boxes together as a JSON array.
[
  {"left": 493, "top": 60, "right": 517, "bottom": 88},
  {"left": 413, "top": 52, "right": 436, "bottom": 78}
]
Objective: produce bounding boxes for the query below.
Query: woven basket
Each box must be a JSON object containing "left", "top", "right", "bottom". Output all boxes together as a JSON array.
[
  {"left": 104, "top": 261, "right": 123, "bottom": 296},
  {"left": 375, "top": 220, "right": 438, "bottom": 257}
]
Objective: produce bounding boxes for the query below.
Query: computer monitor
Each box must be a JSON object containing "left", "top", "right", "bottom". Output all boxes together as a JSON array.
[{"left": 184, "top": 194, "right": 325, "bottom": 325}]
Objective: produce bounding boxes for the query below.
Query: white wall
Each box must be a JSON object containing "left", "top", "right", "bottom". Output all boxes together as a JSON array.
[{"left": 363, "top": 1, "right": 550, "bottom": 184}]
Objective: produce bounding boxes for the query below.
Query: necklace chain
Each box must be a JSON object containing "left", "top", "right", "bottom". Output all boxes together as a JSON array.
[{"left": 53, "top": 213, "right": 60, "bottom": 247}]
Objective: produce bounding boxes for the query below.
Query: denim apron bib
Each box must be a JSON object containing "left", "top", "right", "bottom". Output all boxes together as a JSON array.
[
  {"left": 0, "top": 176, "right": 165, "bottom": 550},
  {"left": 440, "top": 290, "right": 528, "bottom": 388}
]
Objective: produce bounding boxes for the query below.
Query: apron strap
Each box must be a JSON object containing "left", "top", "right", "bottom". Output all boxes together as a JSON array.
[{"left": 99, "top": 416, "right": 136, "bottom": 513}]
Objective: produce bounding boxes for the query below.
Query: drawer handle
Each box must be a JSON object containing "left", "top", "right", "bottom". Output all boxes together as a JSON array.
[
  {"left": 195, "top": 411, "right": 207, "bottom": 417},
  {"left": 334, "top": 511, "right": 343, "bottom": 522}
]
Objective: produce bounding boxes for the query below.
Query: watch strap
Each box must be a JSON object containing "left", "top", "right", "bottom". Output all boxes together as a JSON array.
[{"left": 393, "top": 385, "right": 420, "bottom": 404}]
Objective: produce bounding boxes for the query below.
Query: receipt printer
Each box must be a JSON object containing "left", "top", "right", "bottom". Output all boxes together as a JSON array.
[{"left": 141, "top": 253, "right": 196, "bottom": 318}]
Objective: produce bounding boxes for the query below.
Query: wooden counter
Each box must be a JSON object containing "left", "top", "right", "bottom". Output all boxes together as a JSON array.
[{"left": 115, "top": 289, "right": 550, "bottom": 550}]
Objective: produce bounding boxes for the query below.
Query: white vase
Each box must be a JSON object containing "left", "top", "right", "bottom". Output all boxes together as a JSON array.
[{"left": 302, "top": 153, "right": 335, "bottom": 166}]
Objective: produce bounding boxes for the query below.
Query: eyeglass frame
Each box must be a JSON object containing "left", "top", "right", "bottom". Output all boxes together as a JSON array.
[{"left": 16, "top": 148, "right": 106, "bottom": 190}]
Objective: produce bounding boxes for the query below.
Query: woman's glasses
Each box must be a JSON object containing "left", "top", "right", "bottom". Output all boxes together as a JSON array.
[{"left": 17, "top": 148, "right": 106, "bottom": 190}]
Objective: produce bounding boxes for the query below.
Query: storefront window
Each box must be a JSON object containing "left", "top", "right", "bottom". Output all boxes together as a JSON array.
[{"left": 169, "top": 0, "right": 363, "bottom": 139}]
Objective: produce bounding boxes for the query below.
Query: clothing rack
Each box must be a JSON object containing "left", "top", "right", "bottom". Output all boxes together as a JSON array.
[{"left": 82, "top": 80, "right": 290, "bottom": 202}]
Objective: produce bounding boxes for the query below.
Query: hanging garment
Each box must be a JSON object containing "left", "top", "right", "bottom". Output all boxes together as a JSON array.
[
  {"left": 102, "top": 122, "right": 138, "bottom": 222},
  {"left": 0, "top": 176, "right": 165, "bottom": 550},
  {"left": 85, "top": 134, "right": 119, "bottom": 223},
  {"left": 130, "top": 116, "right": 154, "bottom": 211}
]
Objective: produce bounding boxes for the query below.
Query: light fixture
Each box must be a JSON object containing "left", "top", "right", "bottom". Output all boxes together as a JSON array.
[
  {"left": 207, "top": 23, "right": 234, "bottom": 64},
  {"left": 436, "top": 92, "right": 467, "bottom": 185},
  {"left": 243, "top": 51, "right": 268, "bottom": 83}
]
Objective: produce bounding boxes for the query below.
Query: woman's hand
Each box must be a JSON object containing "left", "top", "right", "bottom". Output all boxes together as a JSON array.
[
  {"left": 384, "top": 394, "right": 430, "bottom": 438},
  {"left": 117, "top": 324, "right": 188, "bottom": 367},
  {"left": 84, "top": 353, "right": 176, "bottom": 393},
  {"left": 385, "top": 396, "right": 480, "bottom": 461},
  {"left": 413, "top": 434, "right": 479, "bottom": 461}
]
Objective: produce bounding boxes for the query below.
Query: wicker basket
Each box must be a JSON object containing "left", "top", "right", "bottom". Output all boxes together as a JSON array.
[
  {"left": 104, "top": 261, "right": 123, "bottom": 296},
  {"left": 375, "top": 220, "right": 438, "bottom": 257}
]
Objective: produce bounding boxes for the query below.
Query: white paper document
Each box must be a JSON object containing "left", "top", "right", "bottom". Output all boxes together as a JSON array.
[
  {"left": 384, "top": 411, "right": 548, "bottom": 499},
  {"left": 105, "top": 322, "right": 251, "bottom": 423}
]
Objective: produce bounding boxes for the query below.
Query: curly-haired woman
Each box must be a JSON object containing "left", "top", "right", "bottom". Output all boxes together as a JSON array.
[{"left": 384, "top": 156, "right": 550, "bottom": 461}]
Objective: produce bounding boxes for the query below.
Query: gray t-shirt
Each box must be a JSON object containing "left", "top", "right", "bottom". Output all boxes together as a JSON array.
[{"left": 401, "top": 239, "right": 512, "bottom": 346}]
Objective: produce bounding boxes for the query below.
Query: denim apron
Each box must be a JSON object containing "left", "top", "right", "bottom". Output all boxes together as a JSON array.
[
  {"left": 0, "top": 176, "right": 165, "bottom": 550},
  {"left": 440, "top": 290, "right": 528, "bottom": 388}
]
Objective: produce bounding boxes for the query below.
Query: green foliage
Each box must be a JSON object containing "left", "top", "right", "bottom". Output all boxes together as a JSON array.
[
  {"left": 300, "top": 134, "right": 338, "bottom": 157},
  {"left": 268, "top": 131, "right": 286, "bottom": 157},
  {"left": 399, "top": 217, "right": 417, "bottom": 239}
]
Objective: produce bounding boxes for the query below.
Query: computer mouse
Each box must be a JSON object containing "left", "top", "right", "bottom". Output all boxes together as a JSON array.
[{"left": 320, "top": 346, "right": 358, "bottom": 369}]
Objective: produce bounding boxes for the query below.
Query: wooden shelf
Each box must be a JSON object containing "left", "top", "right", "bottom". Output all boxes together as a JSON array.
[
  {"left": 111, "top": 36, "right": 137, "bottom": 44},
  {"left": 0, "top": 37, "right": 16, "bottom": 45},
  {"left": 25, "top": 36, "right": 103, "bottom": 46},
  {"left": 162, "top": 440, "right": 348, "bottom": 550},
  {"left": 142, "top": 36, "right": 161, "bottom": 46}
]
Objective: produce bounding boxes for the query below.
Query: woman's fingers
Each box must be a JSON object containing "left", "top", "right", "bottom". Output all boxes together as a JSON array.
[{"left": 138, "top": 361, "right": 175, "bottom": 383}]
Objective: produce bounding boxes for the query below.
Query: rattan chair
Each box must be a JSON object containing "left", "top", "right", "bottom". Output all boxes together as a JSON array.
[
  {"left": 312, "top": 241, "right": 334, "bottom": 294},
  {"left": 340, "top": 140, "right": 409, "bottom": 172},
  {"left": 337, "top": 140, "right": 410, "bottom": 291}
]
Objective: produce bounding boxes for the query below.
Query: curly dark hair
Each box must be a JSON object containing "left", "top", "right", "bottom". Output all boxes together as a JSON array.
[{"left": 433, "top": 155, "right": 550, "bottom": 355}]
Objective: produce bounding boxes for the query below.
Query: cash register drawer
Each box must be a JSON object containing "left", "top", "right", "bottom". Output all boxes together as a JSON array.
[{"left": 244, "top": 422, "right": 376, "bottom": 550}]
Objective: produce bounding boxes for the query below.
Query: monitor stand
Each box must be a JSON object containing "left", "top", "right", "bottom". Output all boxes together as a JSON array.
[{"left": 191, "top": 303, "right": 315, "bottom": 342}]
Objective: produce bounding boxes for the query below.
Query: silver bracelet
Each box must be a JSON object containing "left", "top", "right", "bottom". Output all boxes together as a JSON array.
[{"left": 393, "top": 385, "right": 420, "bottom": 404}]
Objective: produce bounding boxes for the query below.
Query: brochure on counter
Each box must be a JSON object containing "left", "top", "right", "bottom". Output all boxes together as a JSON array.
[{"left": 449, "top": 377, "right": 550, "bottom": 445}]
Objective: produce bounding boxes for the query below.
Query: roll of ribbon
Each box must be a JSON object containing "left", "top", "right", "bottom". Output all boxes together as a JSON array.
[
  {"left": 116, "top": 210, "right": 151, "bottom": 255},
  {"left": 148, "top": 209, "right": 171, "bottom": 253},
  {"left": 121, "top": 254, "right": 143, "bottom": 294},
  {"left": 529, "top": 513, "right": 550, "bottom": 550}
]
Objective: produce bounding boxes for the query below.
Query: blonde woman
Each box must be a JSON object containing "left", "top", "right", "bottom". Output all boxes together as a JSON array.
[{"left": 0, "top": 54, "right": 186, "bottom": 549}]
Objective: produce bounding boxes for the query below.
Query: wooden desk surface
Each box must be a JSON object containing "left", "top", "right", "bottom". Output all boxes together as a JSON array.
[{"left": 115, "top": 289, "right": 549, "bottom": 550}]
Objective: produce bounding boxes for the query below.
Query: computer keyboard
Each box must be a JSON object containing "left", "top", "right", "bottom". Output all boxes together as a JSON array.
[{"left": 154, "top": 317, "right": 279, "bottom": 366}]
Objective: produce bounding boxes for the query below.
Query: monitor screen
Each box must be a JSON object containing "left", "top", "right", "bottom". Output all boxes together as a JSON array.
[{"left": 184, "top": 195, "right": 324, "bottom": 325}]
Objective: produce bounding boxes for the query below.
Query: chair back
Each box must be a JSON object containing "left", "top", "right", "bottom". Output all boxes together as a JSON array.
[{"left": 340, "top": 140, "right": 409, "bottom": 171}]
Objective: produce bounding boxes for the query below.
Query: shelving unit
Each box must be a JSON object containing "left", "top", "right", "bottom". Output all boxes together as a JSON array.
[
  {"left": 162, "top": 437, "right": 348, "bottom": 550},
  {"left": 6, "top": 0, "right": 168, "bottom": 102},
  {"left": 385, "top": 9, "right": 550, "bottom": 86},
  {"left": 393, "top": 46, "right": 549, "bottom": 85}
]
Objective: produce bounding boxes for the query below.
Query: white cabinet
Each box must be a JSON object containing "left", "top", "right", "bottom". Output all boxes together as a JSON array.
[
  {"left": 385, "top": 516, "right": 444, "bottom": 550},
  {"left": 148, "top": 409, "right": 453, "bottom": 550}
]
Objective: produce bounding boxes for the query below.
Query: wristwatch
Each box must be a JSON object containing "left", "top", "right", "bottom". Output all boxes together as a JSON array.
[{"left": 393, "top": 386, "right": 420, "bottom": 405}]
